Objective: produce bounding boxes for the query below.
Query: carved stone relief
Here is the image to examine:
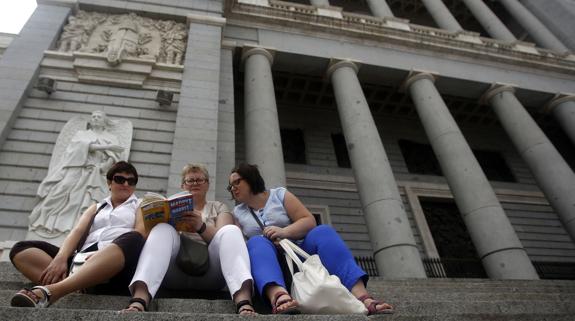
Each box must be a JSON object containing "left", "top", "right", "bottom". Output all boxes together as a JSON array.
[{"left": 57, "top": 11, "right": 187, "bottom": 65}]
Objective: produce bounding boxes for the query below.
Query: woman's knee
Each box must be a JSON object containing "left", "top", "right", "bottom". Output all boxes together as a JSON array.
[
  {"left": 9, "top": 241, "right": 48, "bottom": 264},
  {"left": 149, "top": 223, "right": 178, "bottom": 239},
  {"left": 247, "top": 235, "right": 272, "bottom": 249},
  {"left": 9, "top": 241, "right": 33, "bottom": 263},
  {"left": 213, "top": 224, "right": 242, "bottom": 239},
  {"left": 307, "top": 224, "right": 337, "bottom": 239}
]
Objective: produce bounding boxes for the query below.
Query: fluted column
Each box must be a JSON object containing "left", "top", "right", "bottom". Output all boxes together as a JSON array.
[
  {"left": 499, "top": 0, "right": 569, "bottom": 53},
  {"left": 484, "top": 85, "right": 575, "bottom": 242},
  {"left": 404, "top": 72, "right": 538, "bottom": 279},
  {"left": 242, "top": 47, "right": 286, "bottom": 188},
  {"left": 310, "top": 0, "right": 330, "bottom": 7},
  {"left": 327, "top": 60, "right": 426, "bottom": 279},
  {"left": 421, "top": 0, "right": 462, "bottom": 32},
  {"left": 462, "top": 0, "right": 516, "bottom": 42},
  {"left": 547, "top": 95, "right": 575, "bottom": 146},
  {"left": 367, "top": 0, "right": 394, "bottom": 18}
]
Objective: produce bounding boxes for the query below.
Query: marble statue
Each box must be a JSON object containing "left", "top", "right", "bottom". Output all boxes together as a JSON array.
[{"left": 28, "top": 111, "right": 133, "bottom": 239}]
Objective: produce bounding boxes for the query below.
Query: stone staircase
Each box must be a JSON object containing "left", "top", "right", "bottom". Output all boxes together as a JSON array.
[{"left": 0, "top": 262, "right": 574, "bottom": 320}]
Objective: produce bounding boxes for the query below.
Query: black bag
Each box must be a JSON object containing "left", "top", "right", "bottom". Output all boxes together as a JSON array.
[{"left": 176, "top": 233, "right": 209, "bottom": 276}]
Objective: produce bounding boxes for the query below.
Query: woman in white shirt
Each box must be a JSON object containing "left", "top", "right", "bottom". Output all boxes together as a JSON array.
[
  {"left": 10, "top": 161, "right": 145, "bottom": 308},
  {"left": 125, "top": 163, "right": 255, "bottom": 315}
]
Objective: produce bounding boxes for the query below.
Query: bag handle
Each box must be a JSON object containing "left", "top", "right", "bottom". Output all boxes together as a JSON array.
[{"left": 279, "top": 239, "right": 310, "bottom": 275}]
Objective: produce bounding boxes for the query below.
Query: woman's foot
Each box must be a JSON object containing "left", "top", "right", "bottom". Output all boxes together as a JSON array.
[
  {"left": 358, "top": 295, "right": 394, "bottom": 315},
  {"left": 271, "top": 291, "right": 299, "bottom": 315},
  {"left": 121, "top": 297, "right": 148, "bottom": 312},
  {"left": 236, "top": 300, "right": 258, "bottom": 315},
  {"left": 11, "top": 286, "right": 52, "bottom": 308}
]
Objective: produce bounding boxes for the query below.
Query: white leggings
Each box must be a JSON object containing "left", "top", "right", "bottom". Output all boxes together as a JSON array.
[{"left": 129, "top": 223, "right": 252, "bottom": 299}]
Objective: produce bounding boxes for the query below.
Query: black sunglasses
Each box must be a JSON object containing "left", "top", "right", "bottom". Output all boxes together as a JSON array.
[{"left": 112, "top": 175, "right": 137, "bottom": 186}]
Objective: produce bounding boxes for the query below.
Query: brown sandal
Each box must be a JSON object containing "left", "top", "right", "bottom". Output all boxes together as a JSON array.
[
  {"left": 358, "top": 294, "right": 394, "bottom": 315},
  {"left": 271, "top": 291, "right": 300, "bottom": 315},
  {"left": 236, "top": 300, "right": 257, "bottom": 315},
  {"left": 11, "top": 286, "right": 51, "bottom": 308},
  {"left": 121, "top": 297, "right": 148, "bottom": 312}
]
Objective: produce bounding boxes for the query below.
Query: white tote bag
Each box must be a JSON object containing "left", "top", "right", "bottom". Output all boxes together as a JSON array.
[{"left": 279, "top": 239, "right": 368, "bottom": 315}]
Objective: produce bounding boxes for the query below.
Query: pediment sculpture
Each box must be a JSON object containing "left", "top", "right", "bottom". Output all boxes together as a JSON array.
[
  {"left": 28, "top": 111, "right": 133, "bottom": 239},
  {"left": 56, "top": 10, "right": 187, "bottom": 65}
]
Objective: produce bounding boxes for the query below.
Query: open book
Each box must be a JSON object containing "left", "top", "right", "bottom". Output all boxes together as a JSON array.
[{"left": 140, "top": 191, "right": 194, "bottom": 232}]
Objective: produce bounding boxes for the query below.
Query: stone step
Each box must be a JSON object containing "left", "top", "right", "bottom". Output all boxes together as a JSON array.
[
  {"left": 0, "top": 307, "right": 574, "bottom": 321},
  {"left": 2, "top": 291, "right": 575, "bottom": 316}
]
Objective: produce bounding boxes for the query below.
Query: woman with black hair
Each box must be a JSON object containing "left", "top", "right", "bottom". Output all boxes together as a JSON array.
[
  {"left": 229, "top": 163, "right": 394, "bottom": 315},
  {"left": 9, "top": 161, "right": 145, "bottom": 308}
]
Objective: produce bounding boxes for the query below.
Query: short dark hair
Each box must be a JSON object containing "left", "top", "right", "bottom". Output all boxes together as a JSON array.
[
  {"left": 231, "top": 163, "right": 265, "bottom": 194},
  {"left": 106, "top": 161, "right": 139, "bottom": 184}
]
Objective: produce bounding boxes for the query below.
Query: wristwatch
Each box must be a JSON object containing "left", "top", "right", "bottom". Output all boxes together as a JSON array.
[{"left": 197, "top": 222, "right": 207, "bottom": 234}]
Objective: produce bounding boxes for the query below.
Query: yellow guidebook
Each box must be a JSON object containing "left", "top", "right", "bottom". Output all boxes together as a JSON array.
[{"left": 140, "top": 191, "right": 194, "bottom": 232}]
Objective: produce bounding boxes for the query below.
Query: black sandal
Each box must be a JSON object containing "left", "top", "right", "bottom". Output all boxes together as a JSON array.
[
  {"left": 122, "top": 297, "right": 148, "bottom": 312},
  {"left": 236, "top": 300, "right": 257, "bottom": 315}
]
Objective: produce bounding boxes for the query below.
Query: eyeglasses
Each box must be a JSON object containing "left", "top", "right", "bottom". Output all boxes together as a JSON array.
[
  {"left": 184, "top": 178, "right": 208, "bottom": 186},
  {"left": 112, "top": 175, "right": 137, "bottom": 186},
  {"left": 227, "top": 178, "right": 243, "bottom": 192}
]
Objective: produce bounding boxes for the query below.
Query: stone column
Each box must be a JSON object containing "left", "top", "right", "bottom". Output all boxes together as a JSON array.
[
  {"left": 366, "top": 0, "right": 394, "bottom": 18},
  {"left": 499, "top": 0, "right": 569, "bottom": 53},
  {"left": 0, "top": 0, "right": 73, "bottom": 147},
  {"left": 483, "top": 85, "right": 575, "bottom": 242},
  {"left": 327, "top": 60, "right": 426, "bottom": 279},
  {"left": 242, "top": 47, "right": 286, "bottom": 189},
  {"left": 168, "top": 14, "right": 226, "bottom": 198},
  {"left": 547, "top": 95, "right": 575, "bottom": 147},
  {"left": 461, "top": 0, "right": 516, "bottom": 42},
  {"left": 310, "top": 0, "right": 330, "bottom": 7},
  {"left": 421, "top": 0, "right": 462, "bottom": 32},
  {"left": 404, "top": 72, "right": 538, "bottom": 279}
]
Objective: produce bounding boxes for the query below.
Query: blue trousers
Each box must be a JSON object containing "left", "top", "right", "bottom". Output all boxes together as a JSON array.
[{"left": 247, "top": 225, "right": 368, "bottom": 296}]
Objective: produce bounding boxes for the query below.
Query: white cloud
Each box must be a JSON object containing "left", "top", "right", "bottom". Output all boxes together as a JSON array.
[{"left": 0, "top": 0, "right": 38, "bottom": 34}]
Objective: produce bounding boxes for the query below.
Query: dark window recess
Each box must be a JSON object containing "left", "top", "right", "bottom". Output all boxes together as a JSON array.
[
  {"left": 312, "top": 213, "right": 322, "bottom": 225},
  {"left": 421, "top": 199, "right": 487, "bottom": 278},
  {"left": 398, "top": 139, "right": 443, "bottom": 176},
  {"left": 399, "top": 139, "right": 516, "bottom": 182},
  {"left": 472, "top": 150, "right": 515, "bottom": 182},
  {"left": 280, "top": 128, "right": 306, "bottom": 164},
  {"left": 331, "top": 133, "right": 351, "bottom": 168}
]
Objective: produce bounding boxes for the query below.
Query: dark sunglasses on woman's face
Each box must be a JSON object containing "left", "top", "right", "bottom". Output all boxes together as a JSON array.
[{"left": 112, "top": 175, "right": 137, "bottom": 186}]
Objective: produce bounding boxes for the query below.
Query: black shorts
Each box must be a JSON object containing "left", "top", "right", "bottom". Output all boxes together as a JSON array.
[{"left": 10, "top": 231, "right": 144, "bottom": 295}]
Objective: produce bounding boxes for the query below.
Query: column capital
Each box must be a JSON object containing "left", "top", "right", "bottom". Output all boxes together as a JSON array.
[
  {"left": 241, "top": 46, "right": 275, "bottom": 65},
  {"left": 400, "top": 70, "right": 438, "bottom": 92},
  {"left": 544, "top": 93, "right": 575, "bottom": 113},
  {"left": 480, "top": 83, "right": 516, "bottom": 105},
  {"left": 36, "top": 0, "right": 77, "bottom": 8},
  {"left": 187, "top": 14, "right": 226, "bottom": 27},
  {"left": 326, "top": 59, "right": 361, "bottom": 79}
]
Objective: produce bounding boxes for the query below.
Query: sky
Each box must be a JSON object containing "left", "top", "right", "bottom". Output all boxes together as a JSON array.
[{"left": 0, "top": 0, "right": 37, "bottom": 34}]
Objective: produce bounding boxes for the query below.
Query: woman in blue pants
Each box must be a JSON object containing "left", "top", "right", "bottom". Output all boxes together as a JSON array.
[{"left": 229, "top": 163, "right": 394, "bottom": 315}]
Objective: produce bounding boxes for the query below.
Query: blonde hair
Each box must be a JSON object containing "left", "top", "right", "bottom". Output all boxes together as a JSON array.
[{"left": 181, "top": 163, "right": 209, "bottom": 184}]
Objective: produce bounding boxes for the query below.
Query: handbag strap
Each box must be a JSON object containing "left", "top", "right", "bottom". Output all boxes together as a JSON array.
[
  {"left": 76, "top": 202, "right": 108, "bottom": 252},
  {"left": 248, "top": 207, "right": 266, "bottom": 232}
]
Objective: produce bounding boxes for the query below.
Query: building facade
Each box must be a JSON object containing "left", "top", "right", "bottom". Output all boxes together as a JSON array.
[{"left": 0, "top": 0, "right": 574, "bottom": 279}]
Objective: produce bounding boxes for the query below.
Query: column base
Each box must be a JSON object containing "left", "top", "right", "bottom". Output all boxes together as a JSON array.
[
  {"left": 374, "top": 245, "right": 427, "bottom": 279},
  {"left": 482, "top": 249, "right": 539, "bottom": 280}
]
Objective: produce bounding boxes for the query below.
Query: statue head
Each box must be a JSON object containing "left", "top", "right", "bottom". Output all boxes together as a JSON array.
[{"left": 88, "top": 110, "right": 110, "bottom": 130}]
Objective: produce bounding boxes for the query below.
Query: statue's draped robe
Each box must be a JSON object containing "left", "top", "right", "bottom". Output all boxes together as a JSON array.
[{"left": 29, "top": 129, "right": 121, "bottom": 238}]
